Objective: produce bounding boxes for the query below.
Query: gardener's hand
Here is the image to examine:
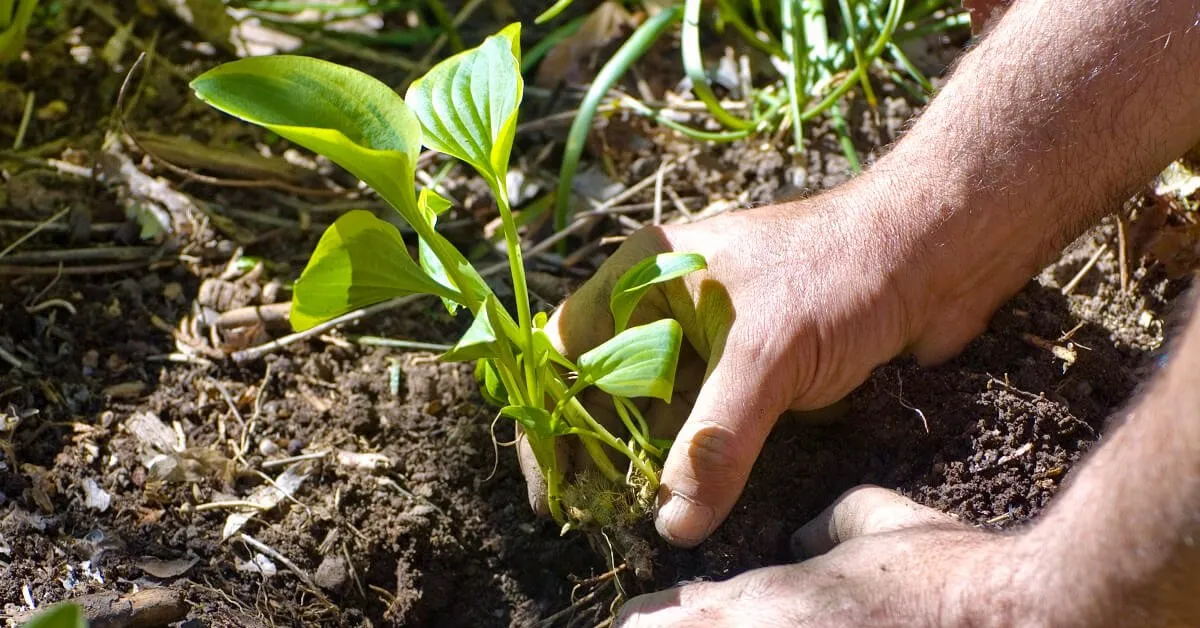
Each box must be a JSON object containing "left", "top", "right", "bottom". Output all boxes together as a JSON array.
[
  {"left": 521, "top": 176, "right": 984, "bottom": 547},
  {"left": 616, "top": 486, "right": 1031, "bottom": 627}
]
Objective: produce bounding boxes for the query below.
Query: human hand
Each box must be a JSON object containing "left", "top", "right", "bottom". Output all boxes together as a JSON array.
[
  {"left": 520, "top": 179, "right": 978, "bottom": 546},
  {"left": 615, "top": 486, "right": 1027, "bottom": 627}
]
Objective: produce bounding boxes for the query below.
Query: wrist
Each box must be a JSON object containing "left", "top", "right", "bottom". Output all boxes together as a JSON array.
[
  {"left": 940, "top": 530, "right": 1052, "bottom": 628},
  {"left": 849, "top": 159, "right": 1056, "bottom": 365}
]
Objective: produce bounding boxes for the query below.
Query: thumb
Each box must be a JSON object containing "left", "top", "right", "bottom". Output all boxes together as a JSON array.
[
  {"left": 791, "top": 485, "right": 961, "bottom": 559},
  {"left": 654, "top": 344, "right": 788, "bottom": 547}
]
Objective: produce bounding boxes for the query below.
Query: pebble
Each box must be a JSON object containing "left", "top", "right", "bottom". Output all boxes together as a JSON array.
[{"left": 258, "top": 439, "right": 279, "bottom": 456}]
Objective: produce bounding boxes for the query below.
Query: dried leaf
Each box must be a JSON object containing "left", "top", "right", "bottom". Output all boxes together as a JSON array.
[
  {"left": 135, "top": 555, "right": 198, "bottom": 578},
  {"left": 536, "top": 2, "right": 633, "bottom": 87},
  {"left": 147, "top": 448, "right": 233, "bottom": 484},
  {"left": 237, "top": 553, "right": 277, "bottom": 577},
  {"left": 136, "top": 133, "right": 315, "bottom": 183},
  {"left": 22, "top": 464, "right": 55, "bottom": 513},
  {"left": 82, "top": 478, "right": 112, "bottom": 512},
  {"left": 126, "top": 411, "right": 179, "bottom": 454},
  {"left": 221, "top": 464, "right": 309, "bottom": 540}
]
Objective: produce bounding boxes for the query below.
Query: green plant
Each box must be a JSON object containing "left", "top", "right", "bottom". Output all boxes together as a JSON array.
[
  {"left": 21, "top": 603, "right": 86, "bottom": 628},
  {"left": 190, "top": 26, "right": 706, "bottom": 526},
  {"left": 0, "top": 0, "right": 38, "bottom": 62}
]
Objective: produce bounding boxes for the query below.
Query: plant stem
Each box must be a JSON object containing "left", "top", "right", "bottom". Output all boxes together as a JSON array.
[
  {"left": 544, "top": 375, "right": 623, "bottom": 483},
  {"left": 780, "top": 0, "right": 807, "bottom": 155},
  {"left": 799, "top": 0, "right": 905, "bottom": 122},
  {"left": 619, "top": 97, "right": 764, "bottom": 142},
  {"left": 492, "top": 188, "right": 540, "bottom": 404},
  {"left": 715, "top": 0, "right": 785, "bottom": 59},
  {"left": 838, "top": 0, "right": 877, "bottom": 108},
  {"left": 682, "top": 0, "right": 756, "bottom": 130},
  {"left": 613, "top": 398, "right": 662, "bottom": 458}
]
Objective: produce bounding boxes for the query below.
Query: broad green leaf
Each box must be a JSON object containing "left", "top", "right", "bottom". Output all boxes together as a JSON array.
[
  {"left": 500, "top": 405, "right": 569, "bottom": 439},
  {"left": 610, "top": 252, "right": 706, "bottom": 333},
  {"left": 475, "top": 358, "right": 509, "bottom": 406},
  {"left": 22, "top": 603, "right": 85, "bottom": 628},
  {"left": 578, "top": 319, "right": 683, "bottom": 401},
  {"left": 290, "top": 210, "right": 455, "bottom": 331},
  {"left": 441, "top": 295, "right": 501, "bottom": 362},
  {"left": 405, "top": 24, "right": 523, "bottom": 185},
  {"left": 190, "top": 56, "right": 425, "bottom": 226},
  {"left": 0, "top": 0, "right": 37, "bottom": 62}
]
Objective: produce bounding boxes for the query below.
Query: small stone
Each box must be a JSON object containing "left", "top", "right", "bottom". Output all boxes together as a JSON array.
[
  {"left": 258, "top": 439, "right": 279, "bottom": 456},
  {"left": 313, "top": 555, "right": 348, "bottom": 592}
]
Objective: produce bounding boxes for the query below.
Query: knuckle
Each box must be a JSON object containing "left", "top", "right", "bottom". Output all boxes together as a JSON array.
[{"left": 685, "top": 422, "right": 751, "bottom": 486}]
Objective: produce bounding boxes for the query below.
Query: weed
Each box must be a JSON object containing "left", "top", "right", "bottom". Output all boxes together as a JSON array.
[
  {"left": 0, "top": 0, "right": 38, "bottom": 62},
  {"left": 548, "top": 0, "right": 969, "bottom": 231}
]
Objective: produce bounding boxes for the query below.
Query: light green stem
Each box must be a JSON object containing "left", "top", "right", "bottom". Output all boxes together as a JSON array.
[{"left": 491, "top": 185, "right": 540, "bottom": 405}]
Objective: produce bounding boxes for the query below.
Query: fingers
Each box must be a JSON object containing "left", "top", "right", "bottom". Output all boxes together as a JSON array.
[
  {"left": 617, "top": 583, "right": 727, "bottom": 628},
  {"left": 655, "top": 345, "right": 788, "bottom": 547},
  {"left": 791, "top": 485, "right": 960, "bottom": 559}
]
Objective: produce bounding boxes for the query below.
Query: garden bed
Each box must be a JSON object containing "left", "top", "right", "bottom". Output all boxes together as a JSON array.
[{"left": 0, "top": 4, "right": 1187, "bottom": 626}]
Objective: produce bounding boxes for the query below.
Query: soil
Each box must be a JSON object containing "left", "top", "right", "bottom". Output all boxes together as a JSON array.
[{"left": 0, "top": 4, "right": 1194, "bottom": 628}]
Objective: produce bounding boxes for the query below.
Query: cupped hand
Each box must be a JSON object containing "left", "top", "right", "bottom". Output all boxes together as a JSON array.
[
  {"left": 520, "top": 179, "right": 966, "bottom": 546},
  {"left": 616, "top": 486, "right": 1025, "bottom": 627}
]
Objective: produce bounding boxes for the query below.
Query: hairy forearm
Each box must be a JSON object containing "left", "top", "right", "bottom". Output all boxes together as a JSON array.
[
  {"left": 1008, "top": 299, "right": 1200, "bottom": 626},
  {"left": 859, "top": 0, "right": 1200, "bottom": 361}
]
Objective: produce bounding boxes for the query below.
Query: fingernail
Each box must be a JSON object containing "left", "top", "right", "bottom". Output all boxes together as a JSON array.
[{"left": 655, "top": 488, "right": 715, "bottom": 547}]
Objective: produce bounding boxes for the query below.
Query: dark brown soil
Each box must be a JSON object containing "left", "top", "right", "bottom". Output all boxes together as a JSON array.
[{"left": 1, "top": 5, "right": 1192, "bottom": 628}]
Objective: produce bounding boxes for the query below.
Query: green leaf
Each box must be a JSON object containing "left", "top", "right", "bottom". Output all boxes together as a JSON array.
[
  {"left": 415, "top": 188, "right": 494, "bottom": 315},
  {"left": 190, "top": 56, "right": 425, "bottom": 226},
  {"left": 22, "top": 603, "right": 86, "bottom": 628},
  {"left": 475, "top": 358, "right": 509, "bottom": 406},
  {"left": 500, "top": 405, "right": 569, "bottom": 439},
  {"left": 0, "top": 0, "right": 37, "bottom": 62},
  {"left": 405, "top": 24, "right": 523, "bottom": 185},
  {"left": 530, "top": 310, "right": 574, "bottom": 369},
  {"left": 290, "top": 210, "right": 455, "bottom": 331},
  {"left": 610, "top": 252, "right": 706, "bottom": 333},
  {"left": 578, "top": 319, "right": 683, "bottom": 401},
  {"left": 441, "top": 295, "right": 501, "bottom": 362},
  {"left": 417, "top": 188, "right": 460, "bottom": 314},
  {"left": 533, "top": 328, "right": 574, "bottom": 369}
]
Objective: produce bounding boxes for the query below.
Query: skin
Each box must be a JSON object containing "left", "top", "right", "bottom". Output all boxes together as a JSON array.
[{"left": 522, "top": 0, "right": 1200, "bottom": 623}]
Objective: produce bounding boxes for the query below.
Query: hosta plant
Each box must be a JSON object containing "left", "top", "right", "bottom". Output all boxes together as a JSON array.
[{"left": 190, "top": 25, "right": 705, "bottom": 528}]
